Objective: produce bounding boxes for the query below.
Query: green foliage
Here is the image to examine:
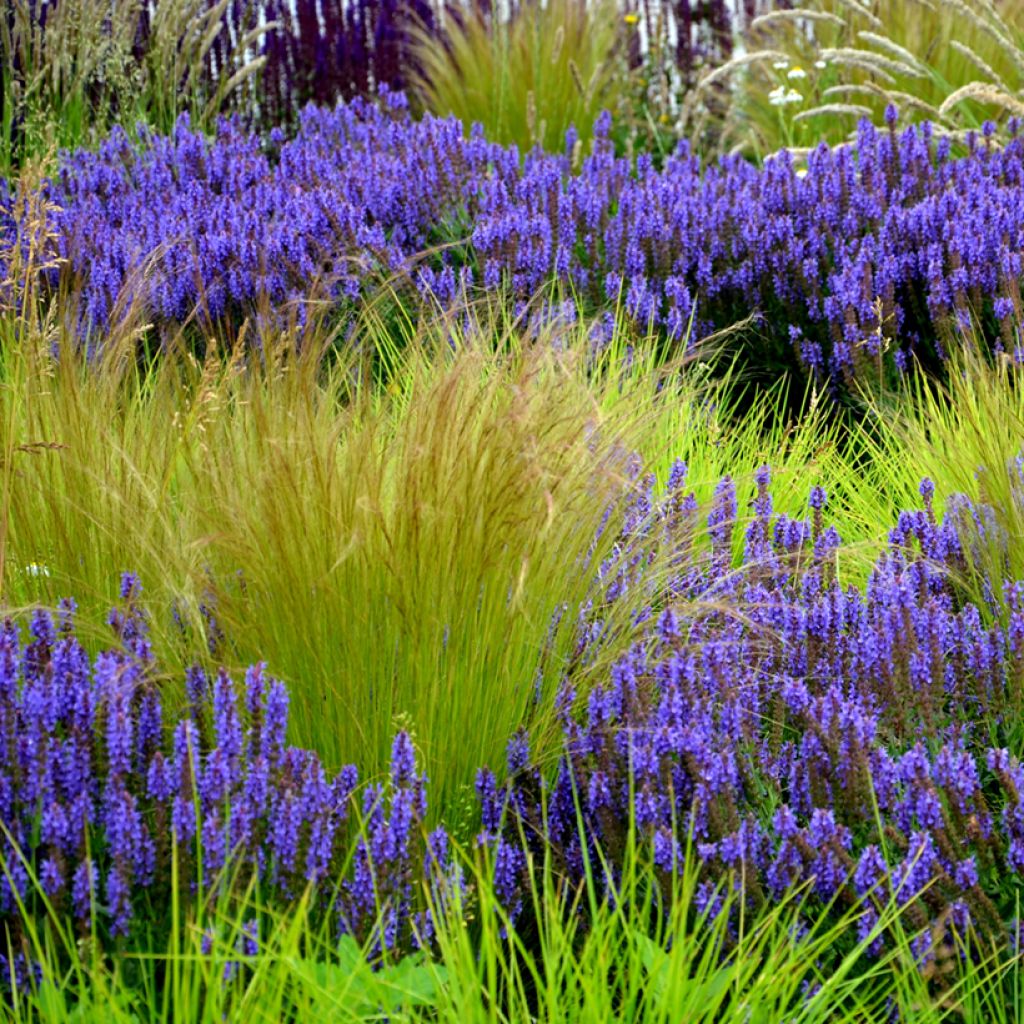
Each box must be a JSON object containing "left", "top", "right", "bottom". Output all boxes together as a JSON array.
[
  {"left": 288, "top": 940, "right": 447, "bottom": 1018},
  {"left": 856, "top": 343, "right": 1024, "bottom": 617},
  {"left": 0, "top": 293, "right": 897, "bottom": 823},
  {"left": 1, "top": 0, "right": 142, "bottom": 173},
  {"left": 410, "top": 0, "right": 623, "bottom": 155},
  {"left": 0, "top": 302, "right": 637, "bottom": 819},
  {"left": 4, "top": 814, "right": 1023, "bottom": 1022}
]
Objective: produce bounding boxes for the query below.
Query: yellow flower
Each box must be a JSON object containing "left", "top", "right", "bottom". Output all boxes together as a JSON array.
[{"left": 623, "top": 13, "right": 639, "bottom": 24}]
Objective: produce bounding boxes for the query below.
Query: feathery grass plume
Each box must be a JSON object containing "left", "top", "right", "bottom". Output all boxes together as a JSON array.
[
  {"left": 409, "top": 0, "right": 621, "bottom": 155},
  {"left": 749, "top": 9, "right": 848, "bottom": 32},
  {"left": 822, "top": 82, "right": 942, "bottom": 117},
  {"left": 949, "top": 37, "right": 1012, "bottom": 88},
  {"left": 821, "top": 47, "right": 927, "bottom": 81},
  {"left": 792, "top": 102, "right": 873, "bottom": 123},
  {"left": 0, "top": 281, "right": 899, "bottom": 823},
  {"left": 854, "top": 31, "right": 931, "bottom": 76},
  {"left": 0, "top": 296, "right": 649, "bottom": 821},
  {"left": 940, "top": 80, "right": 1024, "bottom": 118},
  {"left": 710, "top": 0, "right": 1024, "bottom": 158}
]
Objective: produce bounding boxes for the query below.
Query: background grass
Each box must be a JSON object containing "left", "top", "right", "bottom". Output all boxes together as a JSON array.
[
  {"left": 410, "top": 0, "right": 623, "bottom": 156},
  {"left": 701, "top": 0, "right": 1024, "bottom": 160}
]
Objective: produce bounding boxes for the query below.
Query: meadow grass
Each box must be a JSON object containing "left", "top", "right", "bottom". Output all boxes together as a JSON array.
[
  {"left": 850, "top": 345, "right": 1024, "bottom": 622},
  {"left": 1, "top": 0, "right": 269, "bottom": 176},
  {"left": 3, "top": 800, "right": 1021, "bottom": 1024},
  {"left": 699, "top": 0, "right": 1024, "bottom": 159}
]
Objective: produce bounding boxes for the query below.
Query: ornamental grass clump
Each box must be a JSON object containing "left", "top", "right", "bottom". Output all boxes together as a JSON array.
[
  {"left": 8, "top": 100, "right": 1024, "bottom": 393},
  {"left": 0, "top": 575, "right": 462, "bottom": 970},
  {"left": 2, "top": 302, "right": 704, "bottom": 824},
  {"left": 409, "top": 0, "right": 621, "bottom": 156}
]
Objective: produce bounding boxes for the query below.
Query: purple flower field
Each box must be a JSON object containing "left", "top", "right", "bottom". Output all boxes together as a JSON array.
[
  {"left": 4, "top": 97, "right": 1022, "bottom": 393},
  {"left": 5, "top": 2, "right": 1024, "bottom": 1018},
  {"left": 6, "top": 464, "right": 1024, "bottom": 979}
]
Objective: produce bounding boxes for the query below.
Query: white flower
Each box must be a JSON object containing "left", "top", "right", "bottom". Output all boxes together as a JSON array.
[
  {"left": 787, "top": 66, "right": 807, "bottom": 80},
  {"left": 796, "top": 167, "right": 808, "bottom": 178},
  {"left": 769, "top": 85, "right": 804, "bottom": 107},
  {"left": 815, "top": 59, "right": 827, "bottom": 69},
  {"left": 772, "top": 60, "right": 790, "bottom": 70}
]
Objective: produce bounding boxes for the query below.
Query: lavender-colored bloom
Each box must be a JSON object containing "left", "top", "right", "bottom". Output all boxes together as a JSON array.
[
  {"left": 506, "top": 731, "right": 530, "bottom": 776},
  {"left": 263, "top": 679, "right": 289, "bottom": 764},
  {"left": 269, "top": 789, "right": 304, "bottom": 874},
  {"left": 476, "top": 768, "right": 501, "bottom": 844},
  {"left": 389, "top": 731, "right": 417, "bottom": 788},
  {"left": 13, "top": 102, "right": 1024, "bottom": 397},
  {"left": 492, "top": 839, "right": 525, "bottom": 927},
  {"left": 106, "top": 865, "right": 133, "bottom": 936},
  {"left": 119, "top": 573, "right": 141, "bottom": 603},
  {"left": 185, "top": 665, "right": 208, "bottom": 712},
  {"left": 40, "top": 856, "right": 63, "bottom": 897},
  {"left": 241, "top": 918, "right": 259, "bottom": 957},
  {"left": 136, "top": 690, "right": 162, "bottom": 770},
  {"left": 106, "top": 692, "right": 133, "bottom": 781}
]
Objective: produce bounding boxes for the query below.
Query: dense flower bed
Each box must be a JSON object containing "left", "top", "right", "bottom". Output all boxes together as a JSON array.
[
  {"left": 482, "top": 464, "right": 1024, "bottom": 960},
  {"left": 4, "top": 97, "right": 1024, "bottom": 388},
  {"left": 0, "top": 576, "right": 460, "bottom": 967},
  {"left": 6, "top": 466, "right": 1024, "bottom": 977}
]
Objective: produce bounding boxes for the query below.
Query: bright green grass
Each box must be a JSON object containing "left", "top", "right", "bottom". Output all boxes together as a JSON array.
[
  {"left": 4, "top": 815, "right": 1021, "bottom": 1023},
  {"left": 852, "top": 346, "right": 1024, "bottom": 615}
]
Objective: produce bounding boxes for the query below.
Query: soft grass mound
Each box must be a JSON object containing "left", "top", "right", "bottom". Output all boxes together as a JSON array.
[{"left": 1, "top": 297, "right": 893, "bottom": 820}]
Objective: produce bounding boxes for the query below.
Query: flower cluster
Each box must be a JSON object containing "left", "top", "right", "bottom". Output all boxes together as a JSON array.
[
  {"left": 477, "top": 463, "right": 1024, "bottom": 961},
  {"left": 7, "top": 101, "right": 1024, "bottom": 388},
  {"left": 22, "top": 90, "right": 500, "bottom": 331},
  {"left": 0, "top": 575, "right": 459, "bottom": 961}
]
